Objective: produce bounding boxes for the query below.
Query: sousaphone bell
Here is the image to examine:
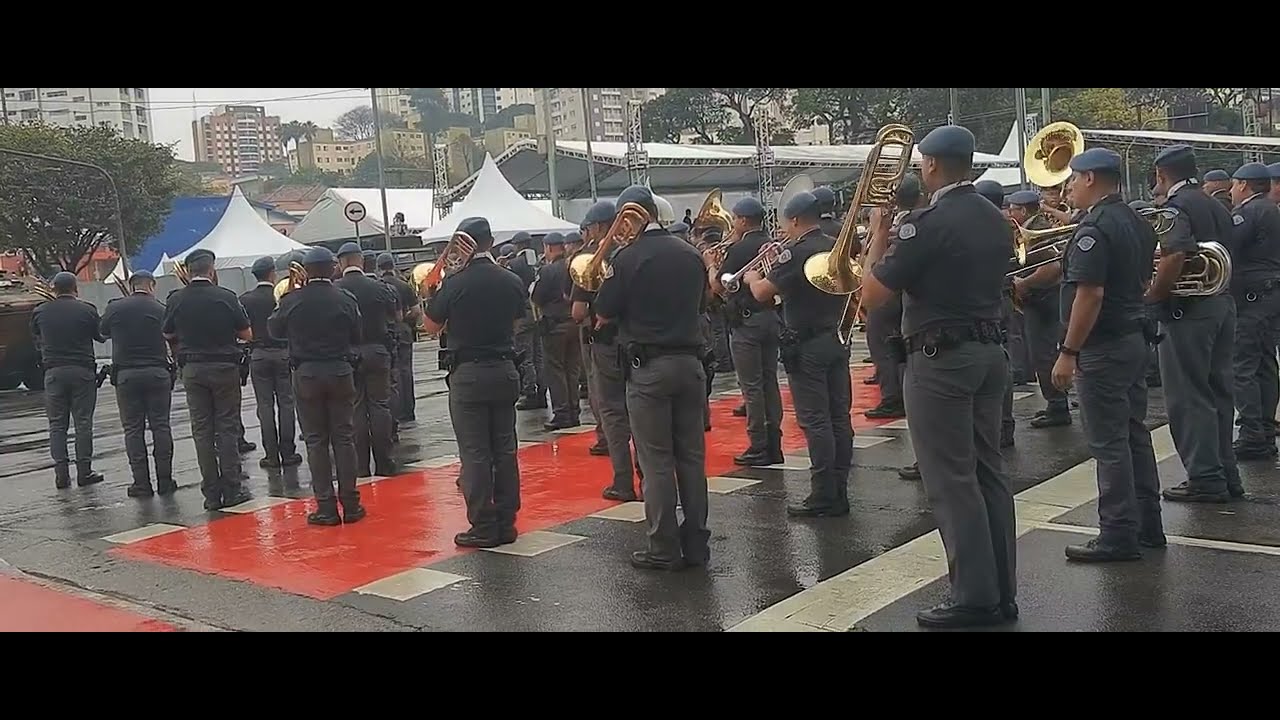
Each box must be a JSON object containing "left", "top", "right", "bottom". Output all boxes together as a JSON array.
[{"left": 1024, "top": 121, "right": 1085, "bottom": 189}]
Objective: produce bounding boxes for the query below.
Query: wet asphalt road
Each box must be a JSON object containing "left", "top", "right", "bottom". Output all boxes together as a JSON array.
[{"left": 2, "top": 337, "right": 1279, "bottom": 632}]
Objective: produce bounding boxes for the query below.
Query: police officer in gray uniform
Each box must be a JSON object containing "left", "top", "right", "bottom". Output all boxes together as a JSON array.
[
  {"left": 709, "top": 196, "right": 784, "bottom": 466},
  {"left": 1227, "top": 162, "right": 1280, "bottom": 460},
  {"left": 1202, "top": 169, "right": 1234, "bottom": 212},
  {"left": 748, "top": 191, "right": 853, "bottom": 517},
  {"left": 813, "top": 186, "right": 846, "bottom": 251},
  {"left": 508, "top": 231, "right": 545, "bottom": 409},
  {"left": 862, "top": 125, "right": 1015, "bottom": 628},
  {"left": 531, "top": 232, "right": 582, "bottom": 429},
  {"left": 270, "top": 246, "right": 367, "bottom": 526},
  {"left": 379, "top": 253, "right": 420, "bottom": 423},
  {"left": 1149, "top": 144, "right": 1241, "bottom": 503},
  {"left": 1045, "top": 147, "right": 1164, "bottom": 561},
  {"left": 30, "top": 271, "right": 105, "bottom": 490},
  {"left": 100, "top": 270, "right": 175, "bottom": 497},
  {"left": 973, "top": 180, "right": 1017, "bottom": 448},
  {"left": 596, "top": 185, "right": 710, "bottom": 571},
  {"left": 336, "top": 242, "right": 399, "bottom": 477},
  {"left": 161, "top": 249, "right": 253, "bottom": 510},
  {"left": 239, "top": 257, "right": 301, "bottom": 469},
  {"left": 1129, "top": 199, "right": 1165, "bottom": 388},
  {"left": 423, "top": 218, "right": 528, "bottom": 548}
]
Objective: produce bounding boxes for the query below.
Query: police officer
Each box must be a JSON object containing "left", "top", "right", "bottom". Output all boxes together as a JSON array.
[
  {"left": 99, "top": 270, "right": 175, "bottom": 497},
  {"left": 531, "top": 231, "right": 581, "bottom": 429},
  {"left": 1044, "top": 147, "right": 1164, "bottom": 562},
  {"left": 423, "top": 218, "right": 528, "bottom": 547},
  {"left": 564, "top": 230, "right": 590, "bottom": 401},
  {"left": 1007, "top": 189, "right": 1072, "bottom": 428},
  {"left": 747, "top": 191, "right": 853, "bottom": 518},
  {"left": 379, "top": 252, "right": 420, "bottom": 423},
  {"left": 571, "top": 204, "right": 614, "bottom": 456},
  {"left": 269, "top": 246, "right": 366, "bottom": 526},
  {"left": 30, "top": 271, "right": 105, "bottom": 490},
  {"left": 361, "top": 250, "right": 378, "bottom": 276},
  {"left": 508, "top": 231, "right": 545, "bottom": 410},
  {"left": 973, "top": 180, "right": 1018, "bottom": 450},
  {"left": 596, "top": 185, "right": 709, "bottom": 571},
  {"left": 813, "top": 186, "right": 846, "bottom": 249},
  {"left": 709, "top": 196, "right": 784, "bottom": 466},
  {"left": 861, "top": 125, "right": 1015, "bottom": 628},
  {"left": 1227, "top": 162, "right": 1280, "bottom": 460},
  {"left": 336, "top": 242, "right": 398, "bottom": 477},
  {"left": 668, "top": 221, "right": 690, "bottom": 241},
  {"left": 1129, "top": 199, "right": 1164, "bottom": 388},
  {"left": 161, "top": 249, "right": 253, "bottom": 510},
  {"left": 1202, "top": 169, "right": 1234, "bottom": 211},
  {"left": 1149, "top": 144, "right": 1241, "bottom": 503},
  {"left": 239, "top": 257, "right": 300, "bottom": 469}
]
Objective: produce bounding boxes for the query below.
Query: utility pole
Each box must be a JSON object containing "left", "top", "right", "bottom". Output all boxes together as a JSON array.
[
  {"left": 369, "top": 87, "right": 392, "bottom": 251},
  {"left": 1014, "top": 88, "right": 1029, "bottom": 189},
  {"left": 1040, "top": 87, "right": 1051, "bottom": 124},
  {"left": 947, "top": 88, "right": 959, "bottom": 125},
  {"left": 541, "top": 87, "right": 559, "bottom": 217},
  {"left": 1, "top": 88, "right": 8, "bottom": 125},
  {"left": 581, "top": 88, "right": 599, "bottom": 202}
]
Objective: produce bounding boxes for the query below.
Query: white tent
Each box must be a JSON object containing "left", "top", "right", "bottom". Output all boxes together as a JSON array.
[
  {"left": 290, "top": 188, "right": 436, "bottom": 245},
  {"left": 158, "top": 187, "right": 306, "bottom": 274},
  {"left": 422, "top": 154, "right": 578, "bottom": 243},
  {"left": 975, "top": 122, "right": 1026, "bottom": 188}
]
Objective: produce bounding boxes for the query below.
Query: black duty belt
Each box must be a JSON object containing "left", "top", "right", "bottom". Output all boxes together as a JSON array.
[
  {"left": 625, "top": 343, "right": 702, "bottom": 370},
  {"left": 904, "top": 321, "right": 1005, "bottom": 357},
  {"left": 254, "top": 341, "right": 288, "bottom": 350},
  {"left": 177, "top": 353, "right": 240, "bottom": 365},
  {"left": 1239, "top": 279, "right": 1279, "bottom": 303},
  {"left": 453, "top": 349, "right": 517, "bottom": 365},
  {"left": 42, "top": 360, "right": 95, "bottom": 370}
]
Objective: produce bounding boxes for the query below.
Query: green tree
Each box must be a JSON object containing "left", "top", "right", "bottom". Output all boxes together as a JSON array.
[
  {"left": 406, "top": 88, "right": 450, "bottom": 134},
  {"left": 641, "top": 88, "right": 727, "bottom": 143},
  {"left": 0, "top": 123, "right": 184, "bottom": 275},
  {"left": 262, "top": 167, "right": 342, "bottom": 193},
  {"left": 334, "top": 106, "right": 403, "bottom": 140},
  {"left": 707, "top": 88, "right": 789, "bottom": 144},
  {"left": 1054, "top": 87, "right": 1140, "bottom": 129},
  {"left": 348, "top": 153, "right": 433, "bottom": 189}
]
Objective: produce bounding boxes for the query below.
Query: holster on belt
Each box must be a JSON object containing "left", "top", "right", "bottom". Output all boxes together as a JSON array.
[
  {"left": 904, "top": 321, "right": 1005, "bottom": 357},
  {"left": 238, "top": 348, "right": 251, "bottom": 387},
  {"left": 886, "top": 334, "right": 907, "bottom": 364},
  {"left": 438, "top": 349, "right": 455, "bottom": 373},
  {"left": 95, "top": 364, "right": 112, "bottom": 388}
]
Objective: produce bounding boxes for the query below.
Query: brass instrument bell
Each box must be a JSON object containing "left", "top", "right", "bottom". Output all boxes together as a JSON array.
[
  {"left": 273, "top": 262, "right": 308, "bottom": 303},
  {"left": 1024, "top": 121, "right": 1085, "bottom": 189},
  {"left": 692, "top": 189, "right": 734, "bottom": 236}
]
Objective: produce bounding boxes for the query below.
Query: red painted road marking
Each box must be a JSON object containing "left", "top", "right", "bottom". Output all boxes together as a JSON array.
[
  {"left": 0, "top": 575, "right": 178, "bottom": 632},
  {"left": 115, "top": 366, "right": 888, "bottom": 600}
]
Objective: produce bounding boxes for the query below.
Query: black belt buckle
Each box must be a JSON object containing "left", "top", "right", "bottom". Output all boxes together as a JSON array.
[
  {"left": 740, "top": 307, "right": 752, "bottom": 320},
  {"left": 922, "top": 344, "right": 939, "bottom": 359}
]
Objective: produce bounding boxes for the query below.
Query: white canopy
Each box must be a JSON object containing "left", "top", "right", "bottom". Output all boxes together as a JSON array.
[
  {"left": 974, "top": 122, "right": 1025, "bottom": 189},
  {"left": 158, "top": 188, "right": 305, "bottom": 274},
  {"left": 422, "top": 154, "right": 578, "bottom": 243},
  {"left": 290, "top": 188, "right": 435, "bottom": 245}
]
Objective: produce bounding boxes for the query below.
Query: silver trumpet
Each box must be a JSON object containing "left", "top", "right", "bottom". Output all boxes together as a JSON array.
[{"left": 719, "top": 240, "right": 787, "bottom": 294}]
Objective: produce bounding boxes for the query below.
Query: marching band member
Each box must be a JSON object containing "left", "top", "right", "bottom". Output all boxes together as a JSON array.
[
  {"left": 863, "top": 176, "right": 924, "bottom": 421},
  {"left": 379, "top": 252, "right": 421, "bottom": 424},
  {"left": 861, "top": 125, "right": 1015, "bottom": 628},
  {"left": 1201, "top": 169, "right": 1234, "bottom": 212},
  {"left": 1149, "top": 144, "right": 1242, "bottom": 503},
  {"left": 508, "top": 231, "right": 544, "bottom": 410},
  {"left": 532, "top": 232, "right": 581, "bottom": 430},
  {"left": 974, "top": 179, "right": 1017, "bottom": 449},
  {"left": 813, "top": 186, "right": 844, "bottom": 246},
  {"left": 239, "top": 257, "right": 300, "bottom": 470},
  {"left": 336, "top": 243, "right": 400, "bottom": 477}
]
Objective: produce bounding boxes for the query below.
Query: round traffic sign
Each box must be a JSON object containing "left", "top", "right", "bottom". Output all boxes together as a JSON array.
[{"left": 344, "top": 200, "right": 367, "bottom": 223}]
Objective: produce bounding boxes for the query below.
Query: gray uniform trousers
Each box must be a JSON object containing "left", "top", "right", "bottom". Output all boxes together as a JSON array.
[
  {"left": 514, "top": 318, "right": 539, "bottom": 398},
  {"left": 999, "top": 296, "right": 1018, "bottom": 440},
  {"left": 866, "top": 292, "right": 904, "bottom": 406},
  {"left": 249, "top": 348, "right": 296, "bottom": 461},
  {"left": 581, "top": 328, "right": 606, "bottom": 446},
  {"left": 591, "top": 339, "right": 635, "bottom": 494},
  {"left": 181, "top": 362, "right": 244, "bottom": 499},
  {"left": 730, "top": 309, "right": 783, "bottom": 450},
  {"left": 1022, "top": 291, "right": 1069, "bottom": 413},
  {"left": 1006, "top": 308, "right": 1032, "bottom": 381},
  {"left": 396, "top": 341, "right": 415, "bottom": 421},
  {"left": 1075, "top": 332, "right": 1162, "bottom": 545},
  {"left": 904, "top": 341, "right": 1015, "bottom": 608},
  {"left": 543, "top": 320, "right": 581, "bottom": 422},
  {"left": 627, "top": 354, "right": 709, "bottom": 563},
  {"left": 711, "top": 308, "right": 733, "bottom": 371},
  {"left": 448, "top": 360, "right": 521, "bottom": 533},
  {"left": 1159, "top": 295, "right": 1241, "bottom": 494},
  {"left": 293, "top": 368, "right": 359, "bottom": 507},
  {"left": 786, "top": 335, "right": 854, "bottom": 509},
  {"left": 352, "top": 344, "right": 395, "bottom": 476},
  {"left": 44, "top": 365, "right": 97, "bottom": 466},
  {"left": 115, "top": 366, "right": 173, "bottom": 484},
  {"left": 1233, "top": 291, "right": 1280, "bottom": 447}
]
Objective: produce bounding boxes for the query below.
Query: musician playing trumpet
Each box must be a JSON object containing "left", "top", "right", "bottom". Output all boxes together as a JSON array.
[{"left": 532, "top": 233, "right": 581, "bottom": 431}]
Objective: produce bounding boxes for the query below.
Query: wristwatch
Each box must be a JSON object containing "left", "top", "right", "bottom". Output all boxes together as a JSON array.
[{"left": 1057, "top": 343, "right": 1080, "bottom": 357}]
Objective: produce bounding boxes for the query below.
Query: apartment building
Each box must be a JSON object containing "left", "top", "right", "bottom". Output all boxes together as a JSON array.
[
  {"left": 373, "top": 88, "right": 415, "bottom": 120},
  {"left": 290, "top": 127, "right": 426, "bottom": 174},
  {"left": 1, "top": 87, "right": 154, "bottom": 141},
  {"left": 534, "top": 88, "right": 665, "bottom": 142},
  {"left": 440, "top": 88, "right": 536, "bottom": 123},
  {"left": 192, "top": 105, "right": 284, "bottom": 176}
]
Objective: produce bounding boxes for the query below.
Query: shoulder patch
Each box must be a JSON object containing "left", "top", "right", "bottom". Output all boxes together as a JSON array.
[
  {"left": 897, "top": 223, "right": 916, "bottom": 240},
  {"left": 1076, "top": 236, "right": 1096, "bottom": 252},
  {"left": 1233, "top": 214, "right": 1245, "bottom": 226},
  {"left": 776, "top": 248, "right": 792, "bottom": 265},
  {"left": 603, "top": 263, "right": 615, "bottom": 279}
]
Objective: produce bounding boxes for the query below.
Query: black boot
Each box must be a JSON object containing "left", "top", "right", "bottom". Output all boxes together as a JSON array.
[
  {"left": 54, "top": 462, "right": 72, "bottom": 490},
  {"left": 766, "top": 427, "right": 784, "bottom": 465},
  {"left": 156, "top": 476, "right": 178, "bottom": 496},
  {"left": 308, "top": 501, "right": 342, "bottom": 526},
  {"left": 75, "top": 461, "right": 104, "bottom": 487},
  {"left": 126, "top": 464, "right": 154, "bottom": 498}
]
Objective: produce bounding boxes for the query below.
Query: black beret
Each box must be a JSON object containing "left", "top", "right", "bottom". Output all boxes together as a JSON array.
[
  {"left": 336, "top": 242, "right": 362, "bottom": 257},
  {"left": 583, "top": 200, "right": 617, "bottom": 227},
  {"left": 1269, "top": 162, "right": 1280, "bottom": 180},
  {"left": 563, "top": 230, "right": 582, "bottom": 245},
  {"left": 186, "top": 248, "right": 215, "bottom": 265},
  {"left": 782, "top": 190, "right": 820, "bottom": 220},
  {"left": 303, "top": 246, "right": 335, "bottom": 265},
  {"left": 918, "top": 125, "right": 975, "bottom": 158},
  {"left": 1203, "top": 169, "right": 1231, "bottom": 182},
  {"left": 511, "top": 231, "right": 532, "bottom": 244},
  {"left": 732, "top": 196, "right": 766, "bottom": 219},
  {"left": 129, "top": 269, "right": 155, "bottom": 281},
  {"left": 1069, "top": 147, "right": 1123, "bottom": 174},
  {"left": 1154, "top": 144, "right": 1195, "bottom": 168},
  {"left": 376, "top": 252, "right": 395, "bottom": 269},
  {"left": 895, "top": 175, "right": 922, "bottom": 202},
  {"left": 361, "top": 249, "right": 376, "bottom": 260},
  {"left": 51, "top": 271, "right": 78, "bottom": 291},
  {"left": 973, "top": 180, "right": 1006, "bottom": 207},
  {"left": 1128, "top": 199, "right": 1155, "bottom": 211},
  {"left": 616, "top": 184, "right": 659, "bottom": 221},
  {"left": 250, "top": 256, "right": 276, "bottom": 275},
  {"left": 497, "top": 244, "right": 516, "bottom": 258},
  {"left": 277, "top": 250, "right": 304, "bottom": 270},
  {"left": 1233, "top": 162, "right": 1271, "bottom": 181},
  {"left": 456, "top": 217, "right": 493, "bottom": 246},
  {"left": 811, "top": 186, "right": 837, "bottom": 213},
  {"left": 1007, "top": 189, "right": 1041, "bottom": 206},
  {"left": 543, "top": 232, "right": 566, "bottom": 246},
  {"left": 667, "top": 221, "right": 689, "bottom": 236}
]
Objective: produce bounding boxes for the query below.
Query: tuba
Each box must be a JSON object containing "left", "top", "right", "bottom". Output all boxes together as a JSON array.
[
  {"left": 273, "top": 262, "right": 308, "bottom": 303},
  {"left": 412, "top": 230, "right": 478, "bottom": 298},
  {"left": 1024, "top": 121, "right": 1085, "bottom": 189},
  {"left": 692, "top": 189, "right": 733, "bottom": 236},
  {"left": 569, "top": 201, "right": 651, "bottom": 292}
]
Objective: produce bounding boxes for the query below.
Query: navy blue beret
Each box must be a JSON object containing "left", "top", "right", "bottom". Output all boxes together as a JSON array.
[
  {"left": 732, "top": 196, "right": 766, "bottom": 219},
  {"left": 1269, "top": 162, "right": 1280, "bottom": 179},
  {"left": 1233, "top": 162, "right": 1272, "bottom": 181},
  {"left": 337, "top": 242, "right": 362, "bottom": 257},
  {"left": 51, "top": 271, "right": 78, "bottom": 290},
  {"left": 563, "top": 231, "right": 582, "bottom": 246},
  {"left": 303, "top": 246, "right": 335, "bottom": 265},
  {"left": 129, "top": 269, "right": 155, "bottom": 281},
  {"left": 973, "top": 180, "right": 1006, "bottom": 207},
  {"left": 511, "top": 231, "right": 532, "bottom": 244},
  {"left": 896, "top": 174, "right": 922, "bottom": 200},
  {"left": 186, "top": 248, "right": 215, "bottom": 265},
  {"left": 783, "top": 190, "right": 820, "bottom": 220},
  {"left": 456, "top": 217, "right": 493, "bottom": 245},
  {"left": 667, "top": 221, "right": 689, "bottom": 236},
  {"left": 583, "top": 200, "right": 617, "bottom": 227},
  {"left": 1128, "top": 199, "right": 1155, "bottom": 211},
  {"left": 1154, "top": 144, "right": 1195, "bottom": 168},
  {"left": 250, "top": 256, "right": 276, "bottom": 275},
  {"left": 277, "top": 250, "right": 304, "bottom": 270},
  {"left": 543, "top": 232, "right": 566, "bottom": 246},
  {"left": 918, "top": 125, "right": 975, "bottom": 157},
  {"left": 1203, "top": 169, "right": 1231, "bottom": 182},
  {"left": 616, "top": 184, "right": 659, "bottom": 221},
  {"left": 497, "top": 244, "right": 516, "bottom": 258},
  {"left": 376, "top": 252, "right": 395, "bottom": 269},
  {"left": 1070, "top": 147, "right": 1123, "bottom": 174},
  {"left": 812, "top": 186, "right": 837, "bottom": 213},
  {"left": 1007, "top": 189, "right": 1041, "bottom": 206}
]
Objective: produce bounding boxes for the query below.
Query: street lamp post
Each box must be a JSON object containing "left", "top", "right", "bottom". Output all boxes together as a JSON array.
[{"left": 369, "top": 87, "right": 393, "bottom": 252}]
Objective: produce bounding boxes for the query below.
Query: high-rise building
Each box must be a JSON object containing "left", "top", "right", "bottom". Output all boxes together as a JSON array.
[
  {"left": 1, "top": 87, "right": 154, "bottom": 141},
  {"left": 440, "top": 88, "right": 536, "bottom": 123},
  {"left": 373, "top": 88, "right": 415, "bottom": 120},
  {"left": 534, "top": 88, "right": 665, "bottom": 142},
  {"left": 192, "top": 105, "right": 284, "bottom": 176}
]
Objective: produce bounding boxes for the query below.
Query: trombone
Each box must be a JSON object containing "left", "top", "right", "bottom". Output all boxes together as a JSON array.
[
  {"left": 412, "top": 230, "right": 478, "bottom": 298},
  {"left": 1007, "top": 207, "right": 1182, "bottom": 276}
]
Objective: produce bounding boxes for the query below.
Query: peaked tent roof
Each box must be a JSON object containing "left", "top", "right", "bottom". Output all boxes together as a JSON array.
[
  {"left": 422, "top": 154, "right": 578, "bottom": 243},
  {"left": 158, "top": 187, "right": 306, "bottom": 274},
  {"left": 289, "top": 188, "right": 436, "bottom": 245},
  {"left": 974, "top": 122, "right": 1025, "bottom": 189}
]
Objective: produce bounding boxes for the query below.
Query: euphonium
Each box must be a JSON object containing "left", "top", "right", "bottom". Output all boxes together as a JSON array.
[
  {"left": 569, "top": 201, "right": 651, "bottom": 292},
  {"left": 692, "top": 188, "right": 733, "bottom": 236},
  {"left": 273, "top": 262, "right": 308, "bottom": 303},
  {"left": 1154, "top": 241, "right": 1233, "bottom": 297},
  {"left": 413, "top": 230, "right": 478, "bottom": 298}
]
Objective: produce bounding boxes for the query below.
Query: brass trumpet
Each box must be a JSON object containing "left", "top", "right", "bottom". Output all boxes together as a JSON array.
[
  {"left": 413, "top": 230, "right": 478, "bottom": 298},
  {"left": 273, "top": 262, "right": 308, "bottom": 303},
  {"left": 569, "top": 201, "right": 651, "bottom": 292}
]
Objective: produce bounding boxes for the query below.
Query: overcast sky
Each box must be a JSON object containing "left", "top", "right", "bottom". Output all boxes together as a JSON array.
[{"left": 148, "top": 88, "right": 370, "bottom": 161}]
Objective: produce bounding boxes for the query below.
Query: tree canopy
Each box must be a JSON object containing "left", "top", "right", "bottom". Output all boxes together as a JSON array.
[
  {"left": 0, "top": 123, "right": 185, "bottom": 276},
  {"left": 333, "top": 106, "right": 404, "bottom": 140}
]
